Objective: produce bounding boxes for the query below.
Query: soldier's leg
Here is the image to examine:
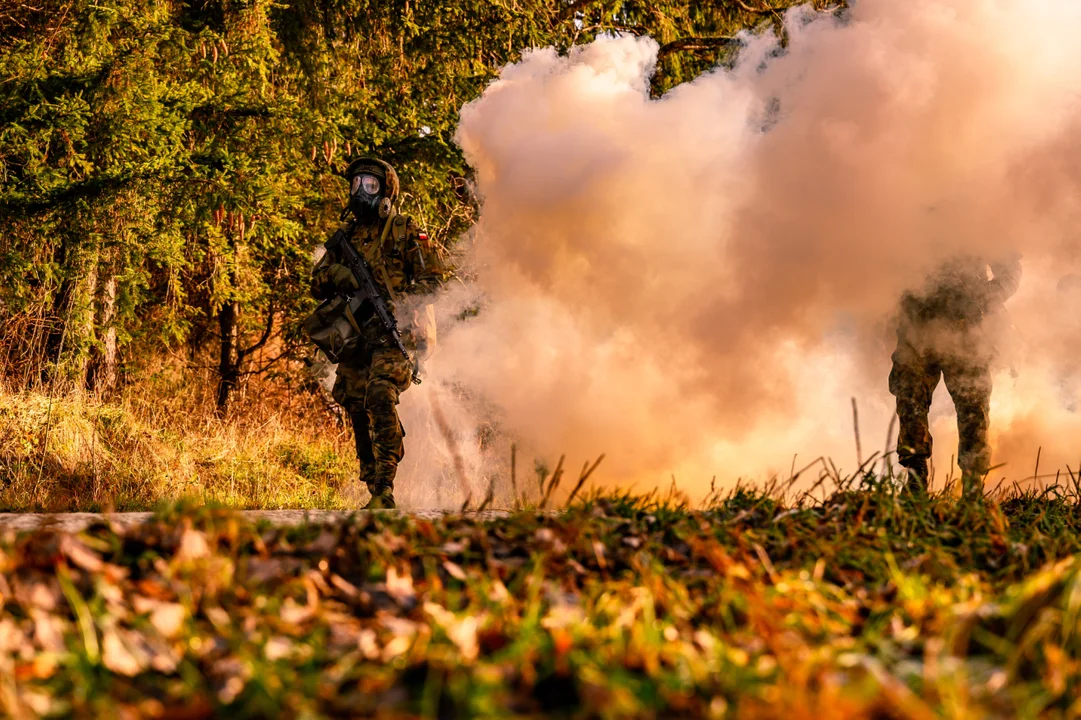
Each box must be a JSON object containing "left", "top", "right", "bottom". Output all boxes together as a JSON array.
[
  {"left": 943, "top": 357, "right": 992, "bottom": 497},
  {"left": 363, "top": 347, "right": 414, "bottom": 506},
  {"left": 889, "top": 341, "right": 939, "bottom": 492},
  {"left": 332, "top": 361, "right": 375, "bottom": 486},
  {"left": 349, "top": 411, "right": 376, "bottom": 476}
]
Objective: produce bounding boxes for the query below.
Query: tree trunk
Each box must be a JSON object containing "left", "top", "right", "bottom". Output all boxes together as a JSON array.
[
  {"left": 216, "top": 299, "right": 239, "bottom": 413},
  {"left": 40, "top": 237, "right": 75, "bottom": 389},
  {"left": 42, "top": 242, "right": 96, "bottom": 392},
  {"left": 86, "top": 272, "right": 117, "bottom": 395}
]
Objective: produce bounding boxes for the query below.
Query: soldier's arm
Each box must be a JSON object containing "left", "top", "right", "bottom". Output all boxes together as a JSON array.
[
  {"left": 404, "top": 220, "right": 453, "bottom": 296},
  {"left": 311, "top": 246, "right": 342, "bottom": 300},
  {"left": 987, "top": 252, "right": 1022, "bottom": 304}
]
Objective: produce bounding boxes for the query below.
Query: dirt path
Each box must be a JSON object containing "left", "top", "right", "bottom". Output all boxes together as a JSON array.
[{"left": 0, "top": 509, "right": 510, "bottom": 534}]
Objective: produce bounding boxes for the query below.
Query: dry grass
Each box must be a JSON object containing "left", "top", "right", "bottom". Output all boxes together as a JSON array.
[{"left": 0, "top": 360, "right": 360, "bottom": 511}]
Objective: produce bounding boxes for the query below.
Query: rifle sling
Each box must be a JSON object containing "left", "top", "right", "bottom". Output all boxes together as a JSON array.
[
  {"left": 343, "top": 297, "right": 363, "bottom": 334},
  {"left": 377, "top": 214, "right": 401, "bottom": 305}
]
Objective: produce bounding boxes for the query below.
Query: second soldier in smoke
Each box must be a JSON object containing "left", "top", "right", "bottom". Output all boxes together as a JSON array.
[
  {"left": 311, "top": 158, "right": 452, "bottom": 509},
  {"left": 889, "top": 253, "right": 1021, "bottom": 496}
]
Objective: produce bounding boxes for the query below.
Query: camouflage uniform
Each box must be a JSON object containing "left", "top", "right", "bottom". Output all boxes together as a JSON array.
[
  {"left": 311, "top": 159, "right": 451, "bottom": 506},
  {"left": 889, "top": 254, "right": 1021, "bottom": 494}
]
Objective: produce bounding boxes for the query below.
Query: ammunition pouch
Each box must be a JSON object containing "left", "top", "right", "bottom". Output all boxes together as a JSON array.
[{"left": 303, "top": 294, "right": 366, "bottom": 363}]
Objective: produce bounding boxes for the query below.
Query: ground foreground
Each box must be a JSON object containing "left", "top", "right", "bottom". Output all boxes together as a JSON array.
[{"left": 1, "top": 484, "right": 1080, "bottom": 719}]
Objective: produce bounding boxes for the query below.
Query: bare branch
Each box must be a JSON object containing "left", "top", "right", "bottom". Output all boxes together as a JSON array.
[
  {"left": 238, "top": 303, "right": 275, "bottom": 360},
  {"left": 657, "top": 36, "right": 741, "bottom": 60},
  {"left": 237, "top": 341, "right": 303, "bottom": 377},
  {"left": 737, "top": 0, "right": 778, "bottom": 14}
]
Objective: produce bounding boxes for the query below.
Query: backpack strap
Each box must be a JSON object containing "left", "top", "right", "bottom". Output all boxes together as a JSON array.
[{"left": 376, "top": 211, "right": 403, "bottom": 304}]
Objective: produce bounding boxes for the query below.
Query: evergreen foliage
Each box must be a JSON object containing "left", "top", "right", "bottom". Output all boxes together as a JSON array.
[{"left": 0, "top": 0, "right": 835, "bottom": 408}]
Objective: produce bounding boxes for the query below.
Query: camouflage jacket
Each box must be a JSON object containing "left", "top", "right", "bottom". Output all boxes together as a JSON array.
[
  {"left": 311, "top": 212, "right": 451, "bottom": 345},
  {"left": 901, "top": 253, "right": 1021, "bottom": 325}
]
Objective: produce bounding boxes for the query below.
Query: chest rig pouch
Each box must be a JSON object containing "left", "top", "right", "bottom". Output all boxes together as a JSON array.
[
  {"left": 303, "top": 293, "right": 367, "bottom": 363},
  {"left": 303, "top": 213, "right": 410, "bottom": 363}
]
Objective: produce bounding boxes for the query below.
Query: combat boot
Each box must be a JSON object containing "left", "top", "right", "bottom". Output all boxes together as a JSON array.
[
  {"left": 364, "top": 482, "right": 395, "bottom": 510},
  {"left": 960, "top": 470, "right": 985, "bottom": 501},
  {"left": 899, "top": 458, "right": 929, "bottom": 496}
]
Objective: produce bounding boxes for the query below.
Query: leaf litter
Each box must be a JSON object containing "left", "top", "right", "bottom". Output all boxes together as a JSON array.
[{"left": 0, "top": 480, "right": 1080, "bottom": 717}]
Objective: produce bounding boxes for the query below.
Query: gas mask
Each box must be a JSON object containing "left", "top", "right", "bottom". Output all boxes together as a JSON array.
[{"left": 348, "top": 172, "right": 391, "bottom": 222}]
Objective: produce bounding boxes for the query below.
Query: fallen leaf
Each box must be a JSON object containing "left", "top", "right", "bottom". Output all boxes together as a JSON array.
[
  {"left": 20, "top": 691, "right": 53, "bottom": 716},
  {"left": 31, "top": 610, "right": 66, "bottom": 653},
  {"left": 61, "top": 537, "right": 104, "bottom": 573},
  {"left": 264, "top": 636, "right": 293, "bottom": 661},
  {"left": 358, "top": 629, "right": 379, "bottom": 659},
  {"left": 103, "top": 628, "right": 147, "bottom": 677},
  {"left": 15, "top": 580, "right": 59, "bottom": 611},
  {"left": 176, "top": 529, "right": 210, "bottom": 561},
  {"left": 381, "top": 634, "right": 412, "bottom": 661},
  {"left": 150, "top": 603, "right": 187, "bottom": 639},
  {"left": 279, "top": 597, "right": 313, "bottom": 625},
  {"left": 205, "top": 606, "right": 230, "bottom": 630},
  {"left": 443, "top": 561, "right": 466, "bottom": 581},
  {"left": 385, "top": 566, "right": 415, "bottom": 604}
]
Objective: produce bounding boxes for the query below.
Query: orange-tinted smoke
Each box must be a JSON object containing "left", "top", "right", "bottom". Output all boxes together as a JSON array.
[{"left": 422, "top": 0, "right": 1081, "bottom": 500}]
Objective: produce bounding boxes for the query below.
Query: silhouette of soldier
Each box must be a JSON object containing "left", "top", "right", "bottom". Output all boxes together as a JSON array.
[{"left": 889, "top": 253, "right": 1021, "bottom": 495}]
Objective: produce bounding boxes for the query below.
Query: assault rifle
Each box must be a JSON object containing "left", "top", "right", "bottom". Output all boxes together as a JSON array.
[{"left": 324, "top": 221, "right": 421, "bottom": 385}]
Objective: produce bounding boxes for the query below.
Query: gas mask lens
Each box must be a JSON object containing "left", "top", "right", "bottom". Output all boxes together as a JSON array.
[{"left": 350, "top": 174, "right": 381, "bottom": 196}]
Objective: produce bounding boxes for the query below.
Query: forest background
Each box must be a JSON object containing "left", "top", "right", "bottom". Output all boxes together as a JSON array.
[{"left": 0, "top": 0, "right": 837, "bottom": 510}]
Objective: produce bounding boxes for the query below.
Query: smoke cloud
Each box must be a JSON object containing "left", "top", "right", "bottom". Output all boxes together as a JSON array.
[{"left": 400, "top": 0, "right": 1081, "bottom": 506}]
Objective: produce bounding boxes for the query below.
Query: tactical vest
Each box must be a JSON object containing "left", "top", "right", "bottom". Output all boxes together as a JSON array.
[{"left": 303, "top": 212, "right": 418, "bottom": 363}]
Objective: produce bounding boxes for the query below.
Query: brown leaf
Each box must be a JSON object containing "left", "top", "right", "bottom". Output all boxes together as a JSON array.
[
  {"left": 31, "top": 610, "right": 66, "bottom": 653},
  {"left": 176, "top": 529, "right": 210, "bottom": 561},
  {"left": 279, "top": 597, "right": 314, "bottom": 625},
  {"left": 15, "top": 654, "right": 58, "bottom": 681},
  {"left": 149, "top": 603, "right": 187, "bottom": 639},
  {"left": 592, "top": 541, "right": 607, "bottom": 570},
  {"left": 135, "top": 579, "right": 175, "bottom": 601},
  {"left": 103, "top": 628, "right": 147, "bottom": 677},
  {"left": 205, "top": 606, "right": 230, "bottom": 631},
  {"left": 14, "top": 579, "right": 60, "bottom": 611},
  {"left": 381, "top": 634, "right": 413, "bottom": 662},
  {"left": 443, "top": 561, "right": 467, "bottom": 581},
  {"left": 385, "top": 566, "right": 415, "bottom": 604},
  {"left": 61, "top": 536, "right": 104, "bottom": 573},
  {"left": 0, "top": 618, "right": 25, "bottom": 654},
  {"left": 264, "top": 636, "right": 293, "bottom": 662},
  {"left": 329, "top": 573, "right": 359, "bottom": 599}
]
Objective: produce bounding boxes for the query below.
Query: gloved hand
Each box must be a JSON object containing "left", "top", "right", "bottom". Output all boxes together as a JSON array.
[{"left": 326, "top": 263, "right": 358, "bottom": 292}]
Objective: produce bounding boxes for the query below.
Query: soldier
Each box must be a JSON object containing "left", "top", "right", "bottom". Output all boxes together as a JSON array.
[
  {"left": 889, "top": 253, "right": 1021, "bottom": 496},
  {"left": 311, "top": 158, "right": 451, "bottom": 509}
]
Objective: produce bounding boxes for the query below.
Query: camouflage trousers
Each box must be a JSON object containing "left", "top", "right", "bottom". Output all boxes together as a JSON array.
[
  {"left": 332, "top": 344, "right": 414, "bottom": 492},
  {"left": 889, "top": 324, "right": 992, "bottom": 491}
]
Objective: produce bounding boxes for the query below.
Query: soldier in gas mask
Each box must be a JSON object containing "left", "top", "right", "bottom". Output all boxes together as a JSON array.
[
  {"left": 311, "top": 158, "right": 451, "bottom": 508},
  {"left": 889, "top": 253, "right": 1021, "bottom": 497}
]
